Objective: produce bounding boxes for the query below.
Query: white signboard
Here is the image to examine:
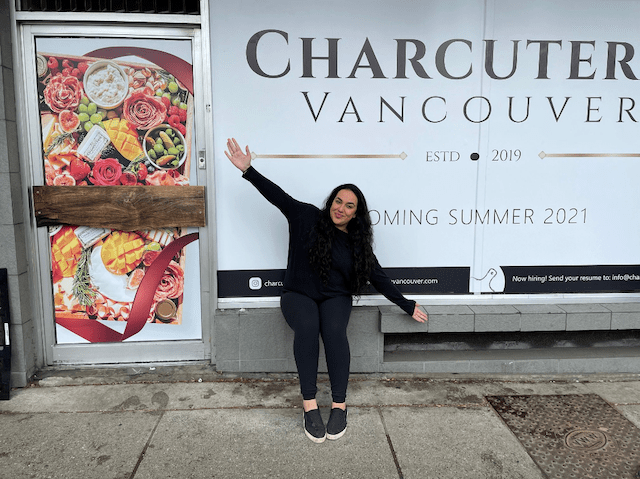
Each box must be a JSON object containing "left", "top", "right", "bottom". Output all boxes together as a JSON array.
[{"left": 212, "top": 0, "right": 640, "bottom": 298}]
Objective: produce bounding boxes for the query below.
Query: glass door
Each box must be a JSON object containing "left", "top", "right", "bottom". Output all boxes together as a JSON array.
[{"left": 21, "top": 24, "right": 211, "bottom": 364}]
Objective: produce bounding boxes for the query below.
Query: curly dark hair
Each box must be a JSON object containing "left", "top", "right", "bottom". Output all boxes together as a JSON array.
[{"left": 308, "top": 184, "right": 375, "bottom": 295}]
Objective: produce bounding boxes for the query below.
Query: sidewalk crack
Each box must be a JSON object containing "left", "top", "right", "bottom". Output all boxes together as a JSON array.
[
  {"left": 377, "top": 407, "right": 404, "bottom": 479},
  {"left": 128, "top": 410, "right": 165, "bottom": 479}
]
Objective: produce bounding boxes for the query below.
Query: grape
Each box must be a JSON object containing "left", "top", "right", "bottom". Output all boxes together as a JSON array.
[
  {"left": 87, "top": 103, "right": 97, "bottom": 115},
  {"left": 90, "top": 114, "right": 102, "bottom": 124},
  {"left": 80, "top": 96, "right": 90, "bottom": 105},
  {"left": 78, "top": 112, "right": 90, "bottom": 123},
  {"left": 168, "top": 81, "right": 179, "bottom": 94},
  {"left": 78, "top": 104, "right": 88, "bottom": 113},
  {"left": 84, "top": 122, "right": 93, "bottom": 132}
]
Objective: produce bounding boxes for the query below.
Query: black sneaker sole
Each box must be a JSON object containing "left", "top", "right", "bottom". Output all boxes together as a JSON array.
[{"left": 303, "top": 415, "right": 326, "bottom": 443}]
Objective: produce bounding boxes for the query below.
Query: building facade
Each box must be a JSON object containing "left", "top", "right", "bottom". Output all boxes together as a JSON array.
[{"left": 2, "top": 0, "right": 640, "bottom": 389}]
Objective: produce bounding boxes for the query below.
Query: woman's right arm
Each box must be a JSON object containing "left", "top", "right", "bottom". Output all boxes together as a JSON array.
[{"left": 224, "top": 138, "right": 301, "bottom": 218}]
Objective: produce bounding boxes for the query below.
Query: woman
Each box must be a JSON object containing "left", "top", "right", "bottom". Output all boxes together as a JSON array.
[{"left": 225, "top": 138, "right": 428, "bottom": 443}]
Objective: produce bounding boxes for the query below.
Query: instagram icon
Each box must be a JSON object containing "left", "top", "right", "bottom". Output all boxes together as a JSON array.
[{"left": 249, "top": 277, "right": 262, "bottom": 290}]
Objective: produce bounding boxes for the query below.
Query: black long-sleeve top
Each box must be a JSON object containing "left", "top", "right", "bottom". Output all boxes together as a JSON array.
[{"left": 243, "top": 166, "right": 416, "bottom": 316}]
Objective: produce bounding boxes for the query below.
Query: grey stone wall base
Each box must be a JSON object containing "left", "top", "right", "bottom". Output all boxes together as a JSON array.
[
  {"left": 214, "top": 306, "right": 381, "bottom": 373},
  {"left": 215, "top": 302, "right": 640, "bottom": 375}
]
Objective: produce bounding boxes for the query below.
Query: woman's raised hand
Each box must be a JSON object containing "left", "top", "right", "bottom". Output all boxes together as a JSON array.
[
  {"left": 412, "top": 303, "right": 428, "bottom": 323},
  {"left": 225, "top": 138, "right": 252, "bottom": 172}
]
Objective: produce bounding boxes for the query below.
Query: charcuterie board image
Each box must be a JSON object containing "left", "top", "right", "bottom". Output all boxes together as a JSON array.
[{"left": 36, "top": 49, "right": 196, "bottom": 331}]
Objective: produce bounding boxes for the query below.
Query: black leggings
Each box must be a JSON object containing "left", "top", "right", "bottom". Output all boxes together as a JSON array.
[{"left": 280, "top": 291, "right": 352, "bottom": 403}]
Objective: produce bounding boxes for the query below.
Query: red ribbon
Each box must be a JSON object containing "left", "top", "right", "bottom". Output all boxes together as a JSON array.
[
  {"left": 56, "top": 232, "right": 199, "bottom": 343},
  {"left": 84, "top": 47, "right": 194, "bottom": 95}
]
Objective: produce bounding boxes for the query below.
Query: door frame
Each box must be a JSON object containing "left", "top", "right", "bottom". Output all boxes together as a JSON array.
[{"left": 16, "top": 21, "right": 216, "bottom": 365}]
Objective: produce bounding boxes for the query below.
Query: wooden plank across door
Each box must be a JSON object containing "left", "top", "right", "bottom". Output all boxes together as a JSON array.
[{"left": 33, "top": 185, "right": 205, "bottom": 230}]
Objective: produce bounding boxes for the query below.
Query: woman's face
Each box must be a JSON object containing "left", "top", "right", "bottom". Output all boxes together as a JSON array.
[{"left": 330, "top": 189, "right": 358, "bottom": 232}]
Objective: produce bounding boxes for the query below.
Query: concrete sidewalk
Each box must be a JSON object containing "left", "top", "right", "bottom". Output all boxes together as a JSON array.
[{"left": 1, "top": 366, "right": 640, "bottom": 478}]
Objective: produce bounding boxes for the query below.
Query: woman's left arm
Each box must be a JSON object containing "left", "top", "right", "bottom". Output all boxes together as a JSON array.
[{"left": 369, "top": 259, "right": 428, "bottom": 323}]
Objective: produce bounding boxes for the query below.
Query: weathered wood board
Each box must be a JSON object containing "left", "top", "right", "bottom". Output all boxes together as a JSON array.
[{"left": 33, "top": 185, "right": 205, "bottom": 230}]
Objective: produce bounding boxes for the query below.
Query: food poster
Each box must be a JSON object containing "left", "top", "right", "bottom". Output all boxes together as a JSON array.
[{"left": 35, "top": 37, "right": 202, "bottom": 343}]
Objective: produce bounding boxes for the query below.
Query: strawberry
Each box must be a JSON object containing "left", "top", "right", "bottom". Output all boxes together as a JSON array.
[
  {"left": 137, "top": 163, "right": 148, "bottom": 181},
  {"left": 68, "top": 158, "right": 91, "bottom": 181}
]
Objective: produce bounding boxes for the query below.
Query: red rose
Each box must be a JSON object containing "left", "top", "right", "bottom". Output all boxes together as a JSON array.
[
  {"left": 43, "top": 73, "right": 84, "bottom": 113},
  {"left": 122, "top": 90, "right": 167, "bottom": 130},
  {"left": 153, "top": 260, "right": 184, "bottom": 302},
  {"left": 91, "top": 158, "right": 122, "bottom": 185}
]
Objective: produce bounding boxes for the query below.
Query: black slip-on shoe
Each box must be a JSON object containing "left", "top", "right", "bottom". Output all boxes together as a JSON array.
[
  {"left": 326, "top": 407, "right": 347, "bottom": 440},
  {"left": 303, "top": 409, "right": 326, "bottom": 443}
]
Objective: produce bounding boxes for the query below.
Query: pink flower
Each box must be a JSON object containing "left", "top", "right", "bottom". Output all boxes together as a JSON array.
[{"left": 153, "top": 260, "right": 184, "bottom": 302}]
